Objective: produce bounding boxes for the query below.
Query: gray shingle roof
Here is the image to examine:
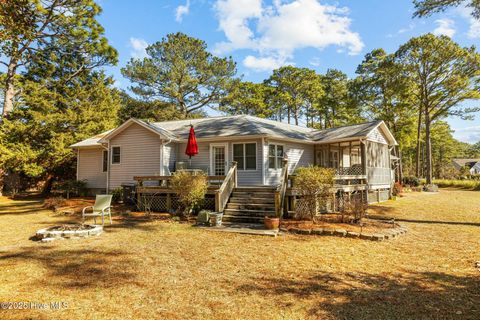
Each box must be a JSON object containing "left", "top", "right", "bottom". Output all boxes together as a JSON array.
[
  {"left": 309, "top": 120, "right": 383, "bottom": 142},
  {"left": 452, "top": 158, "right": 480, "bottom": 169},
  {"left": 71, "top": 115, "right": 393, "bottom": 148},
  {"left": 70, "top": 129, "right": 114, "bottom": 148},
  {"left": 153, "top": 115, "right": 316, "bottom": 140}
]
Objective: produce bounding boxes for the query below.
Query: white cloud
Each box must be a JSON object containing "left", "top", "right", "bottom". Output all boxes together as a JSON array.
[
  {"left": 398, "top": 23, "right": 415, "bottom": 34},
  {"left": 175, "top": 0, "right": 190, "bottom": 23},
  {"left": 213, "top": 0, "right": 364, "bottom": 72},
  {"left": 433, "top": 18, "right": 456, "bottom": 37},
  {"left": 243, "top": 55, "right": 291, "bottom": 71},
  {"left": 129, "top": 37, "right": 148, "bottom": 59},
  {"left": 456, "top": 6, "right": 480, "bottom": 38},
  {"left": 386, "top": 23, "right": 415, "bottom": 38},
  {"left": 453, "top": 125, "right": 480, "bottom": 143},
  {"left": 309, "top": 57, "right": 321, "bottom": 67}
]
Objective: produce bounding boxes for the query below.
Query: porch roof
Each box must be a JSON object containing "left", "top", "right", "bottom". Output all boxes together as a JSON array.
[{"left": 309, "top": 120, "right": 383, "bottom": 142}]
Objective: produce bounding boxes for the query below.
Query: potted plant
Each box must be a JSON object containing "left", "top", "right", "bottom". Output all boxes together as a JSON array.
[{"left": 264, "top": 215, "right": 280, "bottom": 230}]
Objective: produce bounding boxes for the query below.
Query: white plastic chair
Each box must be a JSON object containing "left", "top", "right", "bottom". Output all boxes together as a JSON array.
[{"left": 82, "top": 195, "right": 113, "bottom": 225}]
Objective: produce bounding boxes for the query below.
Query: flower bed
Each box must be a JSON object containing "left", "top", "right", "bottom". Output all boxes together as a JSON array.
[{"left": 280, "top": 218, "right": 407, "bottom": 241}]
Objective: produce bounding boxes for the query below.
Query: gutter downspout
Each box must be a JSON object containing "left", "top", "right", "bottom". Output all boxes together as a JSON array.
[{"left": 76, "top": 148, "right": 79, "bottom": 181}]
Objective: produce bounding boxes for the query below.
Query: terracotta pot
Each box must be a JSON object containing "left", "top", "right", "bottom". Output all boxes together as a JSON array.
[{"left": 264, "top": 216, "right": 280, "bottom": 230}]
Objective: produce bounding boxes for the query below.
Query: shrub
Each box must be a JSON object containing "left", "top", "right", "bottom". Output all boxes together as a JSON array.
[
  {"left": 4, "top": 172, "right": 21, "bottom": 198},
  {"left": 293, "top": 166, "right": 335, "bottom": 220},
  {"left": 403, "top": 176, "right": 420, "bottom": 187},
  {"left": 170, "top": 171, "right": 208, "bottom": 217},
  {"left": 341, "top": 193, "right": 367, "bottom": 223},
  {"left": 111, "top": 187, "right": 123, "bottom": 203},
  {"left": 392, "top": 182, "right": 403, "bottom": 196},
  {"left": 53, "top": 180, "right": 87, "bottom": 199}
]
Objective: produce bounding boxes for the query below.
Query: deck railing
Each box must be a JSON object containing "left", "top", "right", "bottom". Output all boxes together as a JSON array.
[
  {"left": 134, "top": 174, "right": 226, "bottom": 192},
  {"left": 275, "top": 159, "right": 289, "bottom": 218},
  {"left": 215, "top": 161, "right": 237, "bottom": 212}
]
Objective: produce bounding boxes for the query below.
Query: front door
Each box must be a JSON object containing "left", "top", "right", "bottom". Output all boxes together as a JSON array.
[{"left": 211, "top": 144, "right": 228, "bottom": 175}]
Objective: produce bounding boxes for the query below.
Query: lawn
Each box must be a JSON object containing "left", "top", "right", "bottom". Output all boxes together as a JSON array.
[{"left": 0, "top": 190, "right": 479, "bottom": 320}]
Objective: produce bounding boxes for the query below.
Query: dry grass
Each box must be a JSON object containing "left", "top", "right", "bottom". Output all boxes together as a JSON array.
[{"left": 0, "top": 190, "right": 479, "bottom": 320}]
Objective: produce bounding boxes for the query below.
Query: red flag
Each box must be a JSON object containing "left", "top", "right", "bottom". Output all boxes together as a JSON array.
[{"left": 185, "top": 125, "right": 198, "bottom": 158}]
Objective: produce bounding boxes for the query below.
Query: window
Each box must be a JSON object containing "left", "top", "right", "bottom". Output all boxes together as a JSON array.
[
  {"left": 268, "top": 144, "right": 284, "bottom": 169},
  {"left": 111, "top": 146, "right": 121, "bottom": 164},
  {"left": 102, "top": 150, "right": 108, "bottom": 172},
  {"left": 233, "top": 143, "right": 256, "bottom": 170},
  {"left": 329, "top": 150, "right": 339, "bottom": 168}
]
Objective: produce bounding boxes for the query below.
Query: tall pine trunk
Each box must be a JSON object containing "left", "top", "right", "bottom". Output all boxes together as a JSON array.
[
  {"left": 2, "top": 62, "right": 17, "bottom": 118},
  {"left": 0, "top": 62, "right": 18, "bottom": 196},
  {"left": 415, "top": 107, "right": 422, "bottom": 178},
  {"left": 0, "top": 169, "right": 4, "bottom": 197},
  {"left": 424, "top": 108, "right": 433, "bottom": 184}
]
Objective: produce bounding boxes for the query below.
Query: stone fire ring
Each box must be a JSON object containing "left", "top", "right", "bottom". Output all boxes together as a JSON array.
[{"left": 36, "top": 224, "right": 103, "bottom": 243}]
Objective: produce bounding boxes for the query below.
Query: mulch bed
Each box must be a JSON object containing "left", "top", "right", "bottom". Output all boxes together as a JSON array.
[{"left": 281, "top": 217, "right": 397, "bottom": 234}]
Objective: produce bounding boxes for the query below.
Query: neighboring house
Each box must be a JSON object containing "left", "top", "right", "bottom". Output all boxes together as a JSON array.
[
  {"left": 452, "top": 159, "right": 480, "bottom": 175},
  {"left": 71, "top": 115, "right": 397, "bottom": 211}
]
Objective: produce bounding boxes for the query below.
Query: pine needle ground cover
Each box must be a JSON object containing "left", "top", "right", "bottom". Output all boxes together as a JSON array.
[{"left": 0, "top": 190, "right": 479, "bottom": 320}]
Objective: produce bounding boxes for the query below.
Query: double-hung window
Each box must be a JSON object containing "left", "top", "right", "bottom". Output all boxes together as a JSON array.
[
  {"left": 111, "top": 146, "right": 121, "bottom": 164},
  {"left": 233, "top": 143, "right": 256, "bottom": 170},
  {"left": 268, "top": 144, "right": 284, "bottom": 169}
]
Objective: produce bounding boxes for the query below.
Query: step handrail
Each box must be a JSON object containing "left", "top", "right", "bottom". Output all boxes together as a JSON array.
[
  {"left": 275, "top": 159, "right": 289, "bottom": 218},
  {"left": 215, "top": 161, "right": 237, "bottom": 212}
]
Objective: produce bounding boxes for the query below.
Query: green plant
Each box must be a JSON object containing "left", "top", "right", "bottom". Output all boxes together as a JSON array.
[
  {"left": 170, "top": 171, "right": 208, "bottom": 217},
  {"left": 293, "top": 166, "right": 335, "bottom": 220},
  {"left": 111, "top": 187, "right": 123, "bottom": 203},
  {"left": 54, "top": 180, "right": 88, "bottom": 199},
  {"left": 403, "top": 176, "right": 420, "bottom": 187}
]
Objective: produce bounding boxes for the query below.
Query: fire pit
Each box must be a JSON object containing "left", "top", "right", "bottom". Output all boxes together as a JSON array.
[{"left": 35, "top": 224, "right": 103, "bottom": 242}]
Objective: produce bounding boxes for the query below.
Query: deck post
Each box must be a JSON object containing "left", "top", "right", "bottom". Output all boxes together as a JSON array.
[
  {"left": 232, "top": 161, "right": 238, "bottom": 188},
  {"left": 215, "top": 191, "right": 220, "bottom": 212}
]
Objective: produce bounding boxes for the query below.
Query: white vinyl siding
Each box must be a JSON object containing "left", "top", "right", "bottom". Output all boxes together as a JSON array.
[
  {"left": 367, "top": 127, "right": 388, "bottom": 145},
  {"left": 108, "top": 123, "right": 161, "bottom": 190},
  {"left": 173, "top": 139, "right": 263, "bottom": 185},
  {"left": 77, "top": 148, "right": 107, "bottom": 189},
  {"left": 265, "top": 140, "right": 314, "bottom": 185}
]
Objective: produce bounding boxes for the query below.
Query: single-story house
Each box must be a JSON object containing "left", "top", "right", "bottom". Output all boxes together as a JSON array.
[
  {"left": 71, "top": 115, "right": 397, "bottom": 218},
  {"left": 452, "top": 159, "right": 480, "bottom": 175}
]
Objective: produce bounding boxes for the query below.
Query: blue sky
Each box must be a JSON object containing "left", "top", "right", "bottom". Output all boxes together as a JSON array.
[{"left": 96, "top": 0, "right": 480, "bottom": 143}]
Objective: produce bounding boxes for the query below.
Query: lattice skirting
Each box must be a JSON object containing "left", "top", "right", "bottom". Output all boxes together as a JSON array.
[{"left": 137, "top": 194, "right": 216, "bottom": 212}]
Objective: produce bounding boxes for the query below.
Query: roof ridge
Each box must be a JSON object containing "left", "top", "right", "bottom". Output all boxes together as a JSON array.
[
  {"left": 244, "top": 115, "right": 316, "bottom": 132},
  {"left": 151, "top": 114, "right": 242, "bottom": 125}
]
